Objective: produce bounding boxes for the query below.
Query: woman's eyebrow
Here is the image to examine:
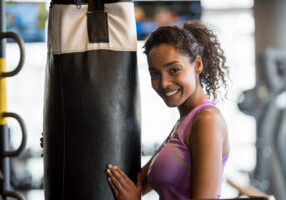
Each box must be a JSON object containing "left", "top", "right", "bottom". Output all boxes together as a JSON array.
[
  {"left": 163, "top": 61, "right": 179, "bottom": 67},
  {"left": 148, "top": 61, "right": 180, "bottom": 71}
]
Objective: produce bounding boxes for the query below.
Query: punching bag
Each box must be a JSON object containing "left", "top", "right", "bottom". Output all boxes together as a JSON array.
[{"left": 43, "top": 0, "right": 141, "bottom": 199}]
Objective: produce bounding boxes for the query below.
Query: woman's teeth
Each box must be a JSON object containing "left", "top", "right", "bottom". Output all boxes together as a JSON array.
[{"left": 165, "top": 90, "right": 178, "bottom": 96}]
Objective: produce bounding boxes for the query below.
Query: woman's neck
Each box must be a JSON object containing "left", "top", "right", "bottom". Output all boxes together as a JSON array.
[{"left": 178, "top": 87, "right": 208, "bottom": 118}]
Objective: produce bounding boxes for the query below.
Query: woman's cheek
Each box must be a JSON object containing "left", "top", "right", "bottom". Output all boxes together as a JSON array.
[{"left": 151, "top": 80, "right": 159, "bottom": 92}]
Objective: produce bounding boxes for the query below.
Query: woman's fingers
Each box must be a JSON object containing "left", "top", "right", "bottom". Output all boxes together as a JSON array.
[
  {"left": 113, "top": 166, "right": 133, "bottom": 185},
  {"left": 106, "top": 168, "right": 126, "bottom": 191},
  {"left": 136, "top": 172, "right": 142, "bottom": 188},
  {"left": 106, "top": 164, "right": 141, "bottom": 200},
  {"left": 107, "top": 177, "right": 119, "bottom": 196},
  {"left": 109, "top": 166, "right": 129, "bottom": 189}
]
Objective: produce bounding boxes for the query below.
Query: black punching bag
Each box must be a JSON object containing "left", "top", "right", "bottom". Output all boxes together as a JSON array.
[{"left": 43, "top": 0, "right": 141, "bottom": 199}]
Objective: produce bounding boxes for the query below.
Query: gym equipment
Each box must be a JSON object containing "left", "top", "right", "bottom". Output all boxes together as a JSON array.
[
  {"left": 43, "top": 0, "right": 141, "bottom": 199},
  {"left": 238, "top": 48, "right": 286, "bottom": 200},
  {"left": 0, "top": 1, "right": 27, "bottom": 199}
]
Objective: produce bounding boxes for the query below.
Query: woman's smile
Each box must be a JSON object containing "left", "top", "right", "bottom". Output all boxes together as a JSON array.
[
  {"left": 161, "top": 88, "right": 181, "bottom": 105},
  {"left": 164, "top": 89, "right": 179, "bottom": 97}
]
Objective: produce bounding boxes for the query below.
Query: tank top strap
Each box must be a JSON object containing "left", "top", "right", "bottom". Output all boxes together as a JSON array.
[{"left": 177, "top": 100, "right": 217, "bottom": 147}]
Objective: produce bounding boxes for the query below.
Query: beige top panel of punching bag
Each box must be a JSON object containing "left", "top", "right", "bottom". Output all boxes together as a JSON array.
[{"left": 48, "top": 2, "right": 137, "bottom": 54}]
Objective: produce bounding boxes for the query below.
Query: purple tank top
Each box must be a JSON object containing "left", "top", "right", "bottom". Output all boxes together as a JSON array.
[{"left": 147, "top": 100, "right": 229, "bottom": 200}]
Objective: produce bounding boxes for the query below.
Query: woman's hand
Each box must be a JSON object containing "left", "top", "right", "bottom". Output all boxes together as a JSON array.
[{"left": 106, "top": 164, "right": 141, "bottom": 200}]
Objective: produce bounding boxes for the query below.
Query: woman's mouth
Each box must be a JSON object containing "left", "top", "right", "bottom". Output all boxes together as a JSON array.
[{"left": 164, "top": 89, "right": 179, "bottom": 97}]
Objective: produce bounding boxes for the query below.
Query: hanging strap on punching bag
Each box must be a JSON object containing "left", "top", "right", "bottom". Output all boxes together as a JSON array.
[{"left": 87, "top": 0, "right": 109, "bottom": 43}]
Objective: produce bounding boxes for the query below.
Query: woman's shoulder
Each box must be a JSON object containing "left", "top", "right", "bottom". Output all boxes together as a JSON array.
[
  {"left": 185, "top": 106, "right": 228, "bottom": 153},
  {"left": 194, "top": 106, "right": 226, "bottom": 127}
]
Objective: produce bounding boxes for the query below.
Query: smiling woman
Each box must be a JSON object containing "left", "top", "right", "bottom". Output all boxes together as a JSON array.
[{"left": 106, "top": 20, "right": 230, "bottom": 200}]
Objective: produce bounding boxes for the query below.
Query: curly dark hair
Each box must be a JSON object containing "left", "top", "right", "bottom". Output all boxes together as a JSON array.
[{"left": 143, "top": 20, "right": 229, "bottom": 102}]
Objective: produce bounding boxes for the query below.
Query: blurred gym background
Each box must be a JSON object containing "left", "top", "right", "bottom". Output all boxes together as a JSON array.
[{"left": 1, "top": 0, "right": 286, "bottom": 199}]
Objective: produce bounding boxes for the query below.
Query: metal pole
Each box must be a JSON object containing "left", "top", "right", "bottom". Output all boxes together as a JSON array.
[
  {"left": 0, "top": 0, "right": 10, "bottom": 199},
  {"left": 0, "top": 0, "right": 6, "bottom": 58}
]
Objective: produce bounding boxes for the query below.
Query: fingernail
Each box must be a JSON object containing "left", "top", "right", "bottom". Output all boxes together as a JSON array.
[
  {"left": 108, "top": 164, "right": 113, "bottom": 168},
  {"left": 113, "top": 165, "right": 117, "bottom": 169},
  {"left": 108, "top": 177, "right": 111, "bottom": 181},
  {"left": 106, "top": 169, "right": 111, "bottom": 174}
]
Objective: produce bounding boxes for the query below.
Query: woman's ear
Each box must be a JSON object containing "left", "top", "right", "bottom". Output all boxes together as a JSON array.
[{"left": 194, "top": 56, "right": 203, "bottom": 74}]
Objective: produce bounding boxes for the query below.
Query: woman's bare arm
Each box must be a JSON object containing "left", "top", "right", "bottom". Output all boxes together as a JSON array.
[{"left": 141, "top": 156, "right": 154, "bottom": 195}]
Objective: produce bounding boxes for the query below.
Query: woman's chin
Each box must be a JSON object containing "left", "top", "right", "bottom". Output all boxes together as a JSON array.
[{"left": 164, "top": 101, "right": 180, "bottom": 108}]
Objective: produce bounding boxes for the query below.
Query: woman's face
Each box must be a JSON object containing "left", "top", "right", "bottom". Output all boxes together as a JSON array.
[{"left": 147, "top": 43, "right": 201, "bottom": 108}]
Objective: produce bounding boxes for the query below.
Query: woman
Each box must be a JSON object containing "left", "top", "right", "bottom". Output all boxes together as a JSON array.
[{"left": 106, "top": 20, "right": 230, "bottom": 200}]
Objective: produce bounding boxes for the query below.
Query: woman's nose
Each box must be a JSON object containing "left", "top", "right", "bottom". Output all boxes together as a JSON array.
[{"left": 160, "top": 75, "right": 172, "bottom": 89}]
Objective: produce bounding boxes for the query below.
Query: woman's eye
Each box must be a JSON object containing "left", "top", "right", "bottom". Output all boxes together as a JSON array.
[
  {"left": 150, "top": 71, "right": 159, "bottom": 78},
  {"left": 170, "top": 68, "right": 180, "bottom": 73}
]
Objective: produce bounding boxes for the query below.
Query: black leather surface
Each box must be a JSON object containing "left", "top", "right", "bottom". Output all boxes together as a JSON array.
[{"left": 43, "top": 50, "right": 141, "bottom": 200}]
